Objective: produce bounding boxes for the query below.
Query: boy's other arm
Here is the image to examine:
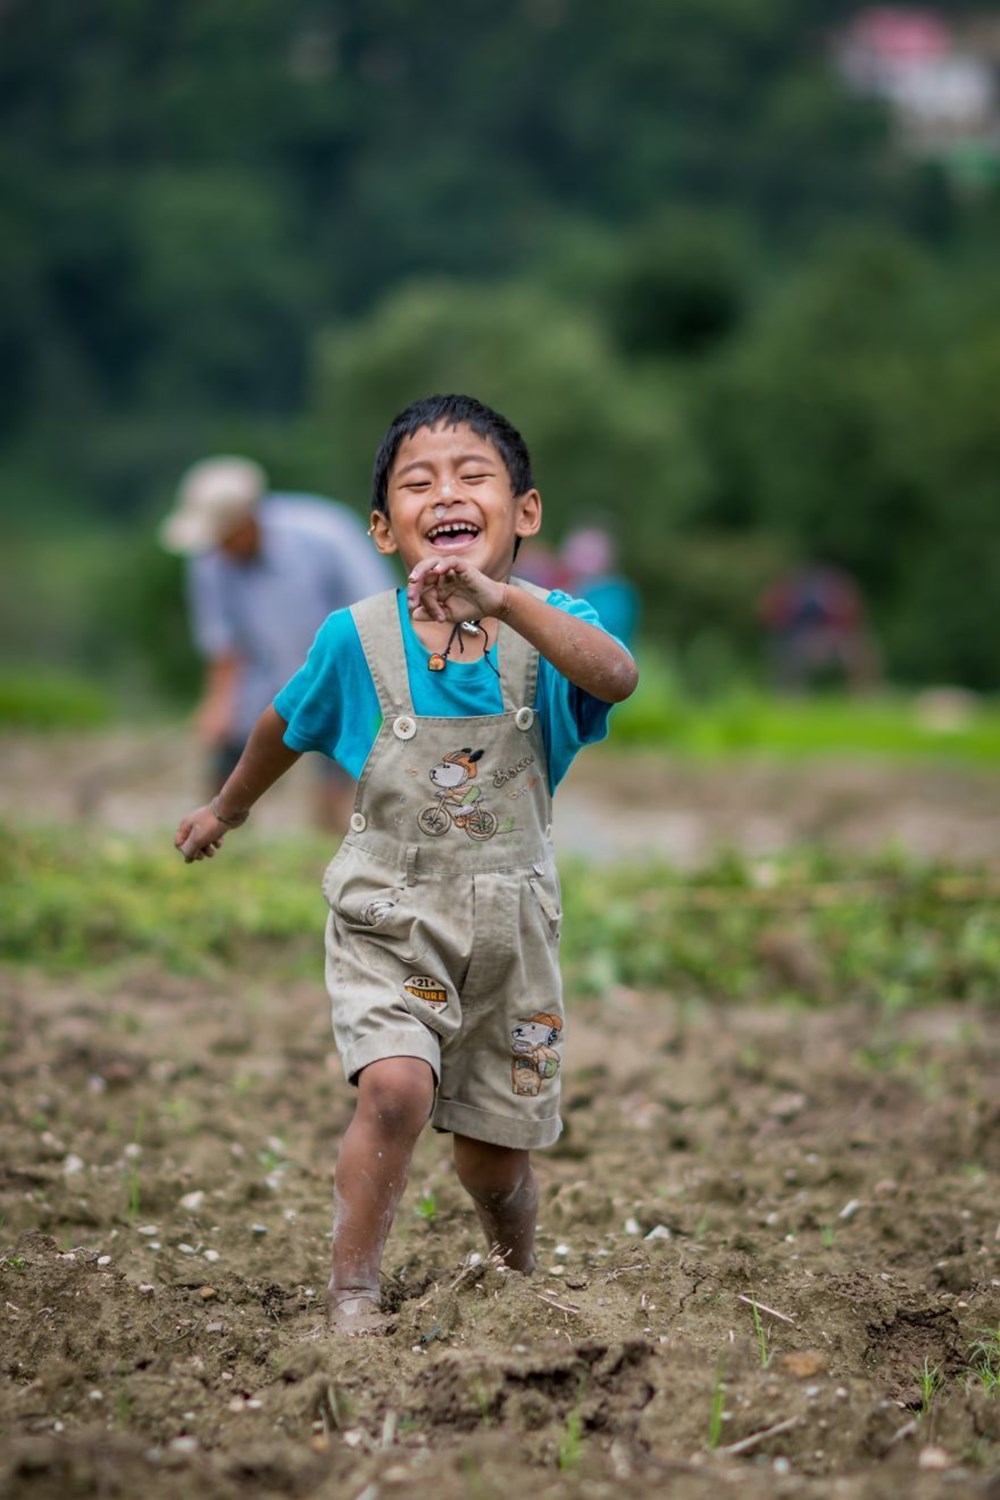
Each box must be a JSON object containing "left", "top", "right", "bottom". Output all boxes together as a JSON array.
[
  {"left": 174, "top": 706, "right": 302, "bottom": 862},
  {"left": 502, "top": 587, "right": 638, "bottom": 704}
]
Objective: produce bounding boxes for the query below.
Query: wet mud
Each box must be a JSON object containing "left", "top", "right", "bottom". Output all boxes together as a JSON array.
[{"left": 2, "top": 960, "right": 999, "bottom": 1498}]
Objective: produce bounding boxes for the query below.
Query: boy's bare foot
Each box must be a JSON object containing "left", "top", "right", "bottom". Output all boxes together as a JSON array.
[{"left": 328, "top": 1291, "right": 395, "bottom": 1336}]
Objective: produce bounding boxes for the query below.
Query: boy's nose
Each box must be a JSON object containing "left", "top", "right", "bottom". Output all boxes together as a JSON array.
[{"left": 434, "top": 483, "right": 457, "bottom": 517}]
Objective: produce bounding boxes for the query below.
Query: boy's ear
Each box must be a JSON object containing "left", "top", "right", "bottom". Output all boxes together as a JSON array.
[
  {"left": 369, "top": 510, "right": 397, "bottom": 555},
  {"left": 514, "top": 488, "right": 542, "bottom": 540}
]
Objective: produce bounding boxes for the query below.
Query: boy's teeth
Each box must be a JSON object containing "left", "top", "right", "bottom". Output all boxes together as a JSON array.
[{"left": 430, "top": 522, "right": 478, "bottom": 538}]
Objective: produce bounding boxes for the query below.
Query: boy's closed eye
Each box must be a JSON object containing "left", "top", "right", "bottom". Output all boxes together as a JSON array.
[{"left": 403, "top": 472, "right": 492, "bottom": 489}]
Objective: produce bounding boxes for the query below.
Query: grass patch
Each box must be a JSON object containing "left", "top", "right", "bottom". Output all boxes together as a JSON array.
[
  {"left": 609, "top": 662, "right": 1000, "bottom": 763},
  {"left": 0, "top": 670, "right": 113, "bottom": 730},
  {"left": 0, "top": 825, "right": 331, "bottom": 977},
  {"left": 559, "top": 847, "right": 1000, "bottom": 1007},
  {"left": 2, "top": 824, "right": 998, "bottom": 1010}
]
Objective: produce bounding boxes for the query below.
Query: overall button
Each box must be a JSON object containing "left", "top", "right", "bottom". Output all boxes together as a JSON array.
[
  {"left": 349, "top": 812, "right": 368, "bottom": 833},
  {"left": 515, "top": 706, "right": 534, "bottom": 731},
  {"left": 393, "top": 715, "right": 417, "bottom": 740}
]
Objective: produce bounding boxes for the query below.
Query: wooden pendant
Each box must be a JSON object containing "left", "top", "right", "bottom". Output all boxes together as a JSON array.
[{"left": 428, "top": 653, "right": 446, "bottom": 671}]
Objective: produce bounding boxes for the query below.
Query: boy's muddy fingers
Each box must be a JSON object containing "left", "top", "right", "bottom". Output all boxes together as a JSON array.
[
  {"left": 176, "top": 826, "right": 202, "bottom": 861},
  {"left": 178, "top": 831, "right": 222, "bottom": 862},
  {"left": 175, "top": 812, "right": 224, "bottom": 863}
]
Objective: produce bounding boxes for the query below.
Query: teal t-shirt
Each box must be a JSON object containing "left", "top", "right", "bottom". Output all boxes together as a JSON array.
[{"left": 274, "top": 589, "right": 619, "bottom": 792}]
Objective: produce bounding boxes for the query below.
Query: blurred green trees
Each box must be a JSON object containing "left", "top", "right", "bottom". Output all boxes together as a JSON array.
[{"left": 1, "top": 0, "right": 998, "bottom": 691}]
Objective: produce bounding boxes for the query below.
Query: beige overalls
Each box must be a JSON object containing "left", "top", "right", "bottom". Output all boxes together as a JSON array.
[{"left": 321, "top": 583, "right": 565, "bottom": 1151}]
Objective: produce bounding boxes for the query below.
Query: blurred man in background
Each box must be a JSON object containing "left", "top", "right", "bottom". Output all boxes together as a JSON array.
[{"left": 160, "top": 456, "right": 395, "bottom": 832}]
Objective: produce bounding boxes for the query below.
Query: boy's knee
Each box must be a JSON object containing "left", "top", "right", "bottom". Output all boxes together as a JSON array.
[
  {"left": 453, "top": 1141, "right": 535, "bottom": 1206},
  {"left": 357, "top": 1057, "right": 435, "bottom": 1138}
]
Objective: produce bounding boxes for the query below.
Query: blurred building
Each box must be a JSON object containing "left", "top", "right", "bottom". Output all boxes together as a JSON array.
[{"left": 834, "top": 8, "right": 1000, "bottom": 183}]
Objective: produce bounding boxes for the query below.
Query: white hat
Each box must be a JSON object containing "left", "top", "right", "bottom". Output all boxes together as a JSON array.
[{"left": 159, "top": 456, "right": 267, "bottom": 554}]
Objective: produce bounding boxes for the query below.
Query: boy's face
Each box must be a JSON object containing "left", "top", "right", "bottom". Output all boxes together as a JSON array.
[{"left": 370, "top": 421, "right": 541, "bottom": 580}]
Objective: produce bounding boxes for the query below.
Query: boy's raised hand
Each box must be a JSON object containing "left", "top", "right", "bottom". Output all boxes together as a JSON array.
[{"left": 406, "top": 558, "right": 506, "bottom": 623}]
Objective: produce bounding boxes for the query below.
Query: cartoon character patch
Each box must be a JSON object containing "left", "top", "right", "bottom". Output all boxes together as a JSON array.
[
  {"left": 418, "top": 748, "right": 499, "bottom": 841},
  {"left": 510, "top": 1011, "right": 563, "bottom": 1096},
  {"left": 402, "top": 974, "right": 449, "bottom": 1009}
]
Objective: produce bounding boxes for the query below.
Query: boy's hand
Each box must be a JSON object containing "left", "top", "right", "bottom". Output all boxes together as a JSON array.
[
  {"left": 174, "top": 805, "right": 229, "bottom": 863},
  {"left": 406, "top": 559, "right": 507, "bottom": 623}
]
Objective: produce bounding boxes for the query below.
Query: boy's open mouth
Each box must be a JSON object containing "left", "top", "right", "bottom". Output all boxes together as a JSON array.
[{"left": 426, "top": 520, "right": 481, "bottom": 550}]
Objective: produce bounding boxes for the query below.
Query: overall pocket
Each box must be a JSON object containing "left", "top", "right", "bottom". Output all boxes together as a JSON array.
[
  {"left": 332, "top": 882, "right": 415, "bottom": 945},
  {"left": 527, "top": 862, "right": 563, "bottom": 942},
  {"left": 325, "top": 847, "right": 417, "bottom": 949}
]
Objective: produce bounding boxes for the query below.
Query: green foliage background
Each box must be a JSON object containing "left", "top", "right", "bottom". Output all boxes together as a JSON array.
[{"left": 2, "top": 0, "right": 999, "bottom": 692}]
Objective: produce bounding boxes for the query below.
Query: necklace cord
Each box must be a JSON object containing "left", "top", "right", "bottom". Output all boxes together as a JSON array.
[{"left": 433, "top": 619, "right": 501, "bottom": 679}]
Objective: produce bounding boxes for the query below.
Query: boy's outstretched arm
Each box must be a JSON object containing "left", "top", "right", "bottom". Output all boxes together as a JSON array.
[
  {"left": 407, "top": 559, "right": 638, "bottom": 704},
  {"left": 174, "top": 706, "right": 302, "bottom": 862},
  {"left": 500, "top": 584, "right": 638, "bottom": 703}
]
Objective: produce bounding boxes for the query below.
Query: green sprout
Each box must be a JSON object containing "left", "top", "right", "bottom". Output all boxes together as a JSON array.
[
  {"left": 416, "top": 1188, "right": 438, "bottom": 1223},
  {"left": 471, "top": 1380, "right": 493, "bottom": 1428},
  {"left": 916, "top": 1357, "right": 943, "bottom": 1418},
  {"left": 707, "top": 1358, "right": 726, "bottom": 1450},
  {"left": 967, "top": 1329, "right": 1000, "bottom": 1396},
  {"left": 748, "top": 1295, "right": 770, "bottom": 1367},
  {"left": 257, "top": 1139, "right": 286, "bottom": 1172},
  {"left": 557, "top": 1406, "right": 584, "bottom": 1472}
]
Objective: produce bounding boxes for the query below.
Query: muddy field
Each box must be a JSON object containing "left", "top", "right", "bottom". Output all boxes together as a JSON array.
[
  {"left": 2, "top": 956, "right": 999, "bottom": 1499},
  {"left": 2, "top": 738, "right": 1000, "bottom": 1498}
]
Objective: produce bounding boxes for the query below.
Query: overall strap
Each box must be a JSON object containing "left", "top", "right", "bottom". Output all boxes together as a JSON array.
[
  {"left": 351, "top": 590, "right": 414, "bottom": 717},
  {"left": 497, "top": 577, "right": 547, "bottom": 711}
]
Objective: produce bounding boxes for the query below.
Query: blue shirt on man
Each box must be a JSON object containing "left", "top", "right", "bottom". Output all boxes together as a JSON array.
[{"left": 188, "top": 495, "right": 395, "bottom": 740}]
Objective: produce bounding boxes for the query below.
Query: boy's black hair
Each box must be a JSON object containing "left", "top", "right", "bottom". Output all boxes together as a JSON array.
[{"left": 371, "top": 394, "right": 534, "bottom": 516}]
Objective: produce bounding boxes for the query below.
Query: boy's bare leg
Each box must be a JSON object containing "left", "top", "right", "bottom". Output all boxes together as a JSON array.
[
  {"left": 329, "top": 1056, "right": 435, "bottom": 1333},
  {"left": 452, "top": 1135, "right": 537, "bottom": 1274}
]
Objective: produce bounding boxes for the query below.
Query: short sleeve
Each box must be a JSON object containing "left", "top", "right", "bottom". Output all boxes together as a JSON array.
[
  {"left": 536, "top": 590, "right": 629, "bottom": 790},
  {"left": 273, "top": 608, "right": 381, "bottom": 778}
]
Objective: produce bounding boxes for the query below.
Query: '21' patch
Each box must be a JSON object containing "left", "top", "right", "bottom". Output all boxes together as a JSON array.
[{"left": 402, "top": 975, "right": 448, "bottom": 1009}]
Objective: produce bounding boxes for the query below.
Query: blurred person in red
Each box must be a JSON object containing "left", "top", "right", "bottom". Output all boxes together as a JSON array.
[
  {"left": 758, "top": 563, "right": 879, "bottom": 692},
  {"left": 160, "top": 456, "right": 395, "bottom": 832}
]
